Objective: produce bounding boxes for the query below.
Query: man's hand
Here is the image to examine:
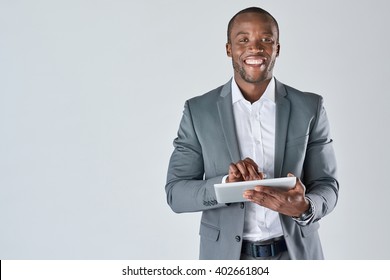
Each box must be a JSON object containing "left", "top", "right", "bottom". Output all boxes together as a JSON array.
[
  {"left": 243, "top": 173, "right": 310, "bottom": 217},
  {"left": 227, "top": 157, "right": 263, "bottom": 183}
]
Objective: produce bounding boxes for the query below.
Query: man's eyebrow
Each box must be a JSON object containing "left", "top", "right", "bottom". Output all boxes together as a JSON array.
[
  {"left": 234, "top": 31, "right": 250, "bottom": 37},
  {"left": 234, "top": 31, "right": 276, "bottom": 38},
  {"left": 234, "top": 31, "right": 275, "bottom": 38}
]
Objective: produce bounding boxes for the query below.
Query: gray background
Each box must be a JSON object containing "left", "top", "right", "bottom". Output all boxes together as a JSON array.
[{"left": 1, "top": 0, "right": 389, "bottom": 259}]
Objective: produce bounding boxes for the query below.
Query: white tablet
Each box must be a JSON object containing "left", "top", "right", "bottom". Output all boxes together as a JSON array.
[{"left": 214, "top": 177, "right": 296, "bottom": 203}]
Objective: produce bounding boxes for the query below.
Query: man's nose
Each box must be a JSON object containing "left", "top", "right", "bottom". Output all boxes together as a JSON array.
[{"left": 248, "top": 41, "right": 264, "bottom": 53}]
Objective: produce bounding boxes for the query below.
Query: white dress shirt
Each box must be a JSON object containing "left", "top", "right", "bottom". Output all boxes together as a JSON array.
[{"left": 231, "top": 77, "right": 284, "bottom": 242}]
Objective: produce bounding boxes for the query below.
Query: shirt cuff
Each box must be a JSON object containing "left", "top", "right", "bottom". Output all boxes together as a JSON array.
[{"left": 222, "top": 175, "right": 229, "bottom": 183}]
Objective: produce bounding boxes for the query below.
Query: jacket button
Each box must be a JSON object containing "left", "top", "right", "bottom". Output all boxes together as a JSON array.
[
  {"left": 235, "top": 235, "right": 241, "bottom": 242},
  {"left": 240, "top": 202, "right": 244, "bottom": 209}
]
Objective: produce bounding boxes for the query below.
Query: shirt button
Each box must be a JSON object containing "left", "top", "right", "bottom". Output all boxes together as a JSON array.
[
  {"left": 240, "top": 202, "right": 245, "bottom": 209},
  {"left": 235, "top": 235, "right": 241, "bottom": 242}
]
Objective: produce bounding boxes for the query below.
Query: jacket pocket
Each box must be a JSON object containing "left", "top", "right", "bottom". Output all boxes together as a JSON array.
[
  {"left": 199, "top": 222, "right": 220, "bottom": 241},
  {"left": 300, "top": 221, "right": 320, "bottom": 237}
]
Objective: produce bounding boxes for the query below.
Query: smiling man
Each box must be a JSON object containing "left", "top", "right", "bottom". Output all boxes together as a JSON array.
[{"left": 166, "top": 7, "right": 339, "bottom": 260}]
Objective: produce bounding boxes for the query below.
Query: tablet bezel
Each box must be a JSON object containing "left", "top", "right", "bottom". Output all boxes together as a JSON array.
[{"left": 213, "top": 177, "right": 296, "bottom": 203}]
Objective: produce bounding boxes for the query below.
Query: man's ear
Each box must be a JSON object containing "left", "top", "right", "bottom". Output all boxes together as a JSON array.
[
  {"left": 276, "top": 43, "right": 281, "bottom": 57},
  {"left": 226, "top": 43, "right": 232, "bottom": 57}
]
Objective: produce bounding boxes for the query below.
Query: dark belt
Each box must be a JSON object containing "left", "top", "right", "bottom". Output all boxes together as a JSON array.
[{"left": 241, "top": 237, "right": 287, "bottom": 258}]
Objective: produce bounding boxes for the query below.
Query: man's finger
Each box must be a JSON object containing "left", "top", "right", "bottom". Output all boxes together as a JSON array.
[
  {"left": 288, "top": 173, "right": 306, "bottom": 193},
  {"left": 243, "top": 157, "right": 259, "bottom": 172},
  {"left": 236, "top": 161, "right": 250, "bottom": 181},
  {"left": 247, "top": 164, "right": 261, "bottom": 180}
]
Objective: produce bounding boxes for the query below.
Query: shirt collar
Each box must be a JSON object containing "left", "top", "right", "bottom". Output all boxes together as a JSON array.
[{"left": 231, "top": 77, "right": 276, "bottom": 104}]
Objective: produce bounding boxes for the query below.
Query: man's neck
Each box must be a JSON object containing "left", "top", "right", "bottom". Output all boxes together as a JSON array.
[{"left": 235, "top": 77, "right": 272, "bottom": 104}]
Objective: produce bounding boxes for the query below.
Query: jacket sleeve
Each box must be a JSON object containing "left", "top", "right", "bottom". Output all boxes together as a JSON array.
[
  {"left": 303, "top": 97, "right": 339, "bottom": 223},
  {"left": 165, "top": 100, "right": 227, "bottom": 213}
]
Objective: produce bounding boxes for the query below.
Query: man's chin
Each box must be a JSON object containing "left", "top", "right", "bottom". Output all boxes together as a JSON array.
[
  {"left": 234, "top": 66, "right": 271, "bottom": 84},
  {"left": 242, "top": 75, "right": 270, "bottom": 84}
]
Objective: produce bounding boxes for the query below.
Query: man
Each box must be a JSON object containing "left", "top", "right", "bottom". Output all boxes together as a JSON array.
[{"left": 165, "top": 7, "right": 338, "bottom": 260}]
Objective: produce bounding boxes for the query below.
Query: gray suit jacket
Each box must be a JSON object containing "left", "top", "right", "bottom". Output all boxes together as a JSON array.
[{"left": 166, "top": 79, "right": 339, "bottom": 260}]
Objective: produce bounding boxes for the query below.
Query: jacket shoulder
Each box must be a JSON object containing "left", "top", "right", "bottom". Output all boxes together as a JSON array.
[
  {"left": 281, "top": 83, "right": 323, "bottom": 105},
  {"left": 182, "top": 83, "right": 230, "bottom": 129},
  {"left": 187, "top": 83, "right": 227, "bottom": 107}
]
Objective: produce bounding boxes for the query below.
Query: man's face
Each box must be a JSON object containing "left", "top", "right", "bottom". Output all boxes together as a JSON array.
[{"left": 226, "top": 13, "right": 280, "bottom": 84}]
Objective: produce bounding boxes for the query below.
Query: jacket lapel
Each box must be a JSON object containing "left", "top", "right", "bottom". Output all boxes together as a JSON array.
[
  {"left": 216, "top": 78, "right": 290, "bottom": 175},
  {"left": 217, "top": 80, "right": 241, "bottom": 163},
  {"left": 274, "top": 79, "right": 291, "bottom": 178}
]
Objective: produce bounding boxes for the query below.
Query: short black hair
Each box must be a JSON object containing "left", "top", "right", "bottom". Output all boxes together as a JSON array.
[{"left": 227, "top": 7, "right": 279, "bottom": 43}]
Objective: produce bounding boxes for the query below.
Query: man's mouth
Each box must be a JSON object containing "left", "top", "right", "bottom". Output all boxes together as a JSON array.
[{"left": 244, "top": 57, "right": 266, "bottom": 66}]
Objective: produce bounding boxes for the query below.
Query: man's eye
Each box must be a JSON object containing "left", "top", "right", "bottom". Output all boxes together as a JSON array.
[
  {"left": 262, "top": 38, "right": 273, "bottom": 43},
  {"left": 239, "top": 38, "right": 249, "bottom": 43}
]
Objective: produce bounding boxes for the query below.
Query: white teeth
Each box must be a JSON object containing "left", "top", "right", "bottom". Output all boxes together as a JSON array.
[{"left": 245, "top": 59, "right": 263, "bottom": 65}]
